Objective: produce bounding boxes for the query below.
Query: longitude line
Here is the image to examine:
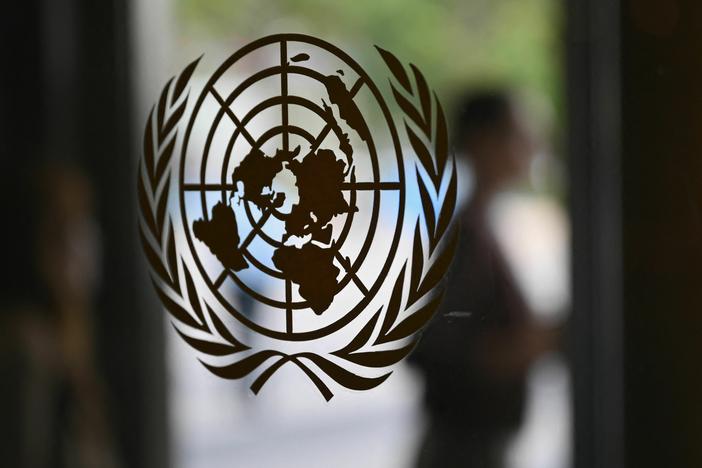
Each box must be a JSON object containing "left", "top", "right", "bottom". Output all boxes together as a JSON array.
[
  {"left": 308, "top": 78, "right": 364, "bottom": 154},
  {"left": 285, "top": 280, "right": 293, "bottom": 333},
  {"left": 214, "top": 270, "right": 228, "bottom": 288},
  {"left": 209, "top": 87, "right": 257, "bottom": 147},
  {"left": 334, "top": 251, "right": 369, "bottom": 295},
  {"left": 280, "top": 41, "right": 289, "bottom": 153},
  {"left": 241, "top": 208, "right": 272, "bottom": 249}
]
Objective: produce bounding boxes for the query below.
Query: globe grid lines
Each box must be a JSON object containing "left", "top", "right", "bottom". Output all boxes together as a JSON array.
[
  {"left": 201, "top": 40, "right": 376, "bottom": 310},
  {"left": 202, "top": 56, "right": 379, "bottom": 312},
  {"left": 188, "top": 38, "right": 395, "bottom": 330},
  {"left": 178, "top": 34, "right": 405, "bottom": 340},
  {"left": 192, "top": 41, "right": 388, "bottom": 323}
]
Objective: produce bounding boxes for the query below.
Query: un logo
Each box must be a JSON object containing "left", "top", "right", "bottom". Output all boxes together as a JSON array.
[{"left": 138, "top": 34, "right": 457, "bottom": 399}]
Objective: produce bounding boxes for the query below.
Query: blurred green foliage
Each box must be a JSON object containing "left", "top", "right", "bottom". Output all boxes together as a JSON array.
[{"left": 175, "top": 0, "right": 562, "bottom": 113}]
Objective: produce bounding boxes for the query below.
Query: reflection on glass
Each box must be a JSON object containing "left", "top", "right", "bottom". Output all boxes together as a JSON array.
[{"left": 131, "top": 1, "right": 570, "bottom": 467}]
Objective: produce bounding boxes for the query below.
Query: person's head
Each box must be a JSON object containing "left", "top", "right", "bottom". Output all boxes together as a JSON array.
[{"left": 452, "top": 90, "right": 537, "bottom": 194}]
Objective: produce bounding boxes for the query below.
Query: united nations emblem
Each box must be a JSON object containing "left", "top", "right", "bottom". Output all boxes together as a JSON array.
[{"left": 138, "top": 34, "right": 457, "bottom": 399}]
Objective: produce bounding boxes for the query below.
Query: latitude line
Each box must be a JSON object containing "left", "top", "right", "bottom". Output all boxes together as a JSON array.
[
  {"left": 183, "top": 183, "right": 238, "bottom": 191},
  {"left": 209, "top": 87, "right": 257, "bottom": 147},
  {"left": 340, "top": 181, "right": 401, "bottom": 190},
  {"left": 334, "top": 251, "right": 369, "bottom": 295},
  {"left": 183, "top": 181, "right": 401, "bottom": 191},
  {"left": 280, "top": 41, "right": 289, "bottom": 153},
  {"left": 285, "top": 279, "right": 293, "bottom": 333}
]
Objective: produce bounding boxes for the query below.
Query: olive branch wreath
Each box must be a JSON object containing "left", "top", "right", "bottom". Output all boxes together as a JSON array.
[{"left": 138, "top": 48, "right": 457, "bottom": 401}]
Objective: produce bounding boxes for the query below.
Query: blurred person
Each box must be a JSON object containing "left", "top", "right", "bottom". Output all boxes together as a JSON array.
[
  {"left": 0, "top": 163, "right": 120, "bottom": 468},
  {"left": 410, "top": 90, "right": 559, "bottom": 468}
]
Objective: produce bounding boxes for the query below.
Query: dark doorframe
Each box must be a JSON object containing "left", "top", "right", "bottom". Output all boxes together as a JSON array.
[
  {"left": 1, "top": 1, "right": 170, "bottom": 467},
  {"left": 567, "top": 0, "right": 625, "bottom": 467},
  {"left": 620, "top": 1, "right": 702, "bottom": 467},
  {"left": 72, "top": 1, "right": 170, "bottom": 466},
  {"left": 569, "top": 1, "right": 702, "bottom": 467}
]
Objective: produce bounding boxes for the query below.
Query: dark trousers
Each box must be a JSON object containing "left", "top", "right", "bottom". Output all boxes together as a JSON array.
[{"left": 415, "top": 420, "right": 504, "bottom": 468}]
